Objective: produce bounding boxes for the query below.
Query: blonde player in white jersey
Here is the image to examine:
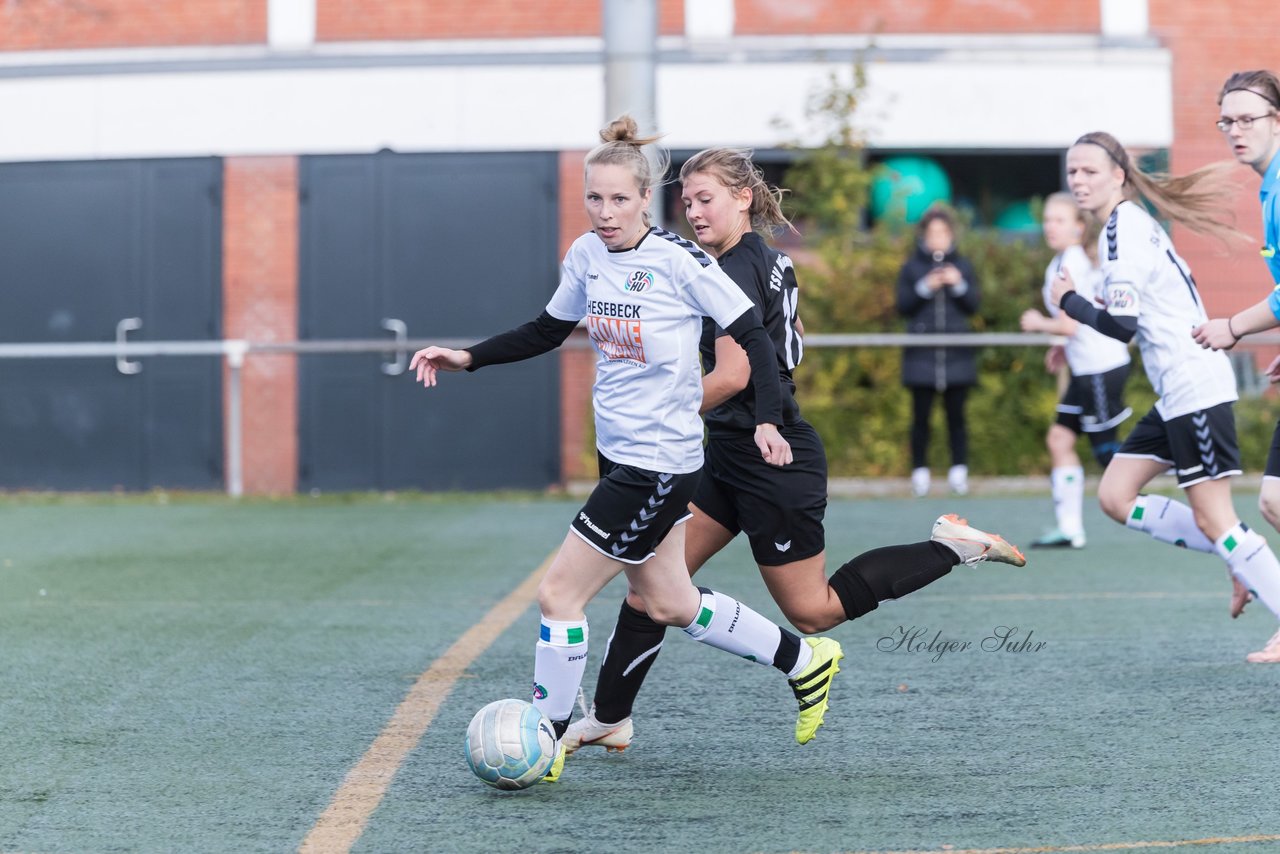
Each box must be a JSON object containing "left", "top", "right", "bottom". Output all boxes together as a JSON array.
[
  {"left": 1021, "top": 193, "right": 1132, "bottom": 548},
  {"left": 410, "top": 116, "right": 852, "bottom": 782},
  {"left": 1051, "top": 131, "right": 1280, "bottom": 663}
]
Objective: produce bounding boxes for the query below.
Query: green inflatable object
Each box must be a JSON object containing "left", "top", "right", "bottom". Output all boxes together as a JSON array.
[
  {"left": 995, "top": 199, "right": 1040, "bottom": 232},
  {"left": 870, "top": 156, "right": 952, "bottom": 223}
]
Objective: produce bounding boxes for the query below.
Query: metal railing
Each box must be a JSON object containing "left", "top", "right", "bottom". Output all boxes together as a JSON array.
[{"left": 3, "top": 329, "right": 1278, "bottom": 497}]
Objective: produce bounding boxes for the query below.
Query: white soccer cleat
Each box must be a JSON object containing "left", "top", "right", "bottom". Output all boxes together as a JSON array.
[
  {"left": 1246, "top": 627, "right": 1280, "bottom": 664},
  {"left": 931, "top": 513, "right": 1027, "bottom": 567},
  {"left": 562, "top": 707, "right": 633, "bottom": 754},
  {"left": 911, "top": 467, "right": 931, "bottom": 498},
  {"left": 1031, "top": 527, "right": 1086, "bottom": 549},
  {"left": 948, "top": 464, "right": 969, "bottom": 496}
]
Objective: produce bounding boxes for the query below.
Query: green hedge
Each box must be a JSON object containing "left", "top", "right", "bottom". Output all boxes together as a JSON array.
[
  {"left": 778, "top": 67, "right": 1275, "bottom": 478},
  {"left": 788, "top": 223, "right": 1280, "bottom": 478},
  {"left": 791, "top": 224, "right": 1161, "bottom": 476}
]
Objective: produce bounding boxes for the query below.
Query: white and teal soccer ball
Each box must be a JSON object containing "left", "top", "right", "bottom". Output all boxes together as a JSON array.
[{"left": 464, "top": 699, "right": 556, "bottom": 790}]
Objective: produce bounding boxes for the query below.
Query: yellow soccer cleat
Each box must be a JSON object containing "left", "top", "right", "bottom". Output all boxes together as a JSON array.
[
  {"left": 789, "top": 636, "right": 844, "bottom": 745},
  {"left": 541, "top": 741, "right": 566, "bottom": 783}
]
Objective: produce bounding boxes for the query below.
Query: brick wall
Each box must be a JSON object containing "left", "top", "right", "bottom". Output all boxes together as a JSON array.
[
  {"left": 316, "top": 0, "right": 685, "bottom": 41},
  {"left": 1149, "top": 0, "right": 1275, "bottom": 324},
  {"left": 0, "top": 0, "right": 264, "bottom": 50},
  {"left": 223, "top": 157, "right": 299, "bottom": 495},
  {"left": 734, "top": 0, "right": 1098, "bottom": 34}
]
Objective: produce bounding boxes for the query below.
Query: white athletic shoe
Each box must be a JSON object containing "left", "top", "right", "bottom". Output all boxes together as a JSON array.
[
  {"left": 562, "top": 707, "right": 633, "bottom": 754},
  {"left": 948, "top": 464, "right": 969, "bottom": 496},
  {"left": 911, "top": 467, "right": 931, "bottom": 498},
  {"left": 1246, "top": 627, "right": 1280, "bottom": 664},
  {"left": 1031, "top": 527, "right": 1086, "bottom": 549},
  {"left": 931, "top": 513, "right": 1027, "bottom": 567}
]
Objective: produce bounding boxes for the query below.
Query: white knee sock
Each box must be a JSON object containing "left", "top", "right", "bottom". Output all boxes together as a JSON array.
[
  {"left": 533, "top": 616, "right": 589, "bottom": 724},
  {"left": 1052, "top": 465, "right": 1085, "bottom": 536},
  {"left": 682, "top": 588, "right": 812, "bottom": 677},
  {"left": 1216, "top": 524, "right": 1280, "bottom": 620},
  {"left": 1125, "top": 494, "right": 1215, "bottom": 553}
]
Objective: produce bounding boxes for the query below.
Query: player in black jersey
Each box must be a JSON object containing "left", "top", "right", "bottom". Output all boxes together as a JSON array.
[{"left": 563, "top": 147, "right": 1026, "bottom": 755}]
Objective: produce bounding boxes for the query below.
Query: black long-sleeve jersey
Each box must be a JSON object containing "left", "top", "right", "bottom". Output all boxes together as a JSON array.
[{"left": 700, "top": 231, "right": 803, "bottom": 437}]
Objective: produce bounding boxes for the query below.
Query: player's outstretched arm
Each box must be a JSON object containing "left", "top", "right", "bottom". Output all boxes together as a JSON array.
[
  {"left": 1193, "top": 298, "right": 1280, "bottom": 350},
  {"left": 411, "top": 311, "right": 580, "bottom": 389},
  {"left": 410, "top": 347, "right": 473, "bottom": 388}
]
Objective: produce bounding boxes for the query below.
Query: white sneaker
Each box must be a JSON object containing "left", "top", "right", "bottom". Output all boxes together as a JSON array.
[
  {"left": 931, "top": 513, "right": 1026, "bottom": 567},
  {"left": 1246, "top": 627, "right": 1280, "bottom": 663},
  {"left": 911, "top": 467, "right": 931, "bottom": 497},
  {"left": 562, "top": 707, "right": 633, "bottom": 754},
  {"left": 1031, "top": 527, "right": 1086, "bottom": 549},
  {"left": 948, "top": 465, "right": 969, "bottom": 495}
]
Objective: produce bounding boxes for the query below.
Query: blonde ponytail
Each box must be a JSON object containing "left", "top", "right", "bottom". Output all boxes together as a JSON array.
[{"left": 1074, "top": 131, "right": 1244, "bottom": 244}]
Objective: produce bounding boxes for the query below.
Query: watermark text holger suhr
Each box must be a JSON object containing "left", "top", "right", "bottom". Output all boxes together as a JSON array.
[{"left": 877, "top": 626, "right": 1047, "bottom": 663}]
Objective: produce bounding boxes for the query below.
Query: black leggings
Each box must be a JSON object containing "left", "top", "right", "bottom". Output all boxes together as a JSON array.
[{"left": 910, "top": 385, "right": 969, "bottom": 469}]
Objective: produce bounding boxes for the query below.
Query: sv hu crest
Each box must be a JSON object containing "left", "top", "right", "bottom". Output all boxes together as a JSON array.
[{"left": 625, "top": 270, "right": 653, "bottom": 293}]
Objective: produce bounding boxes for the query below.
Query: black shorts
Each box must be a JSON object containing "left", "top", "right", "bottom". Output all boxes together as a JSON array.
[
  {"left": 569, "top": 455, "right": 699, "bottom": 564},
  {"left": 693, "top": 421, "right": 827, "bottom": 566},
  {"left": 1115, "top": 402, "right": 1242, "bottom": 488},
  {"left": 1056, "top": 364, "right": 1132, "bottom": 434},
  {"left": 1265, "top": 420, "right": 1280, "bottom": 479}
]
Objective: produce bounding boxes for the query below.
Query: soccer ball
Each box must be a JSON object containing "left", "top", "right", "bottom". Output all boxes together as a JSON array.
[{"left": 464, "top": 699, "right": 556, "bottom": 790}]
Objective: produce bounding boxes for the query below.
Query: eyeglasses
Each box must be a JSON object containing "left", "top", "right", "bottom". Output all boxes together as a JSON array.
[{"left": 1216, "top": 113, "right": 1275, "bottom": 132}]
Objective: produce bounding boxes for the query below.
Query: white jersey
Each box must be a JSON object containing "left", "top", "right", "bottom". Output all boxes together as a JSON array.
[
  {"left": 1042, "top": 245, "right": 1130, "bottom": 376},
  {"left": 1097, "top": 201, "right": 1236, "bottom": 419},
  {"left": 546, "top": 227, "right": 755, "bottom": 474}
]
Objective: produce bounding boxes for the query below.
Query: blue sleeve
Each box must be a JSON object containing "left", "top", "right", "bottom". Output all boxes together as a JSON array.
[{"left": 1267, "top": 285, "right": 1280, "bottom": 322}]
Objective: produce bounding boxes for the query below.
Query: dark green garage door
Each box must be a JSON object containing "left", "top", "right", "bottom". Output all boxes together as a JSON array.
[
  {"left": 298, "top": 152, "right": 561, "bottom": 491},
  {"left": 0, "top": 158, "right": 223, "bottom": 490}
]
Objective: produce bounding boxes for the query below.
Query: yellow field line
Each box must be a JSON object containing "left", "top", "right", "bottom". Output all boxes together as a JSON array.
[
  {"left": 297, "top": 549, "right": 556, "bottom": 854},
  {"left": 791, "top": 833, "right": 1280, "bottom": 854}
]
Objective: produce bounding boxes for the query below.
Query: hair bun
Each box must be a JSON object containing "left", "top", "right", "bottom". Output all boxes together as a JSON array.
[{"left": 600, "top": 115, "right": 640, "bottom": 144}]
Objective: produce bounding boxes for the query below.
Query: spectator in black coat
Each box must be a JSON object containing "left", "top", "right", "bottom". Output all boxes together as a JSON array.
[{"left": 896, "top": 206, "right": 980, "bottom": 497}]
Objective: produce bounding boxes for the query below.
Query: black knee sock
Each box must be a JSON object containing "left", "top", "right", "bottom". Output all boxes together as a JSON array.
[
  {"left": 774, "top": 629, "right": 803, "bottom": 676},
  {"left": 827, "top": 541, "right": 959, "bottom": 622},
  {"left": 592, "top": 600, "right": 667, "bottom": 725}
]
